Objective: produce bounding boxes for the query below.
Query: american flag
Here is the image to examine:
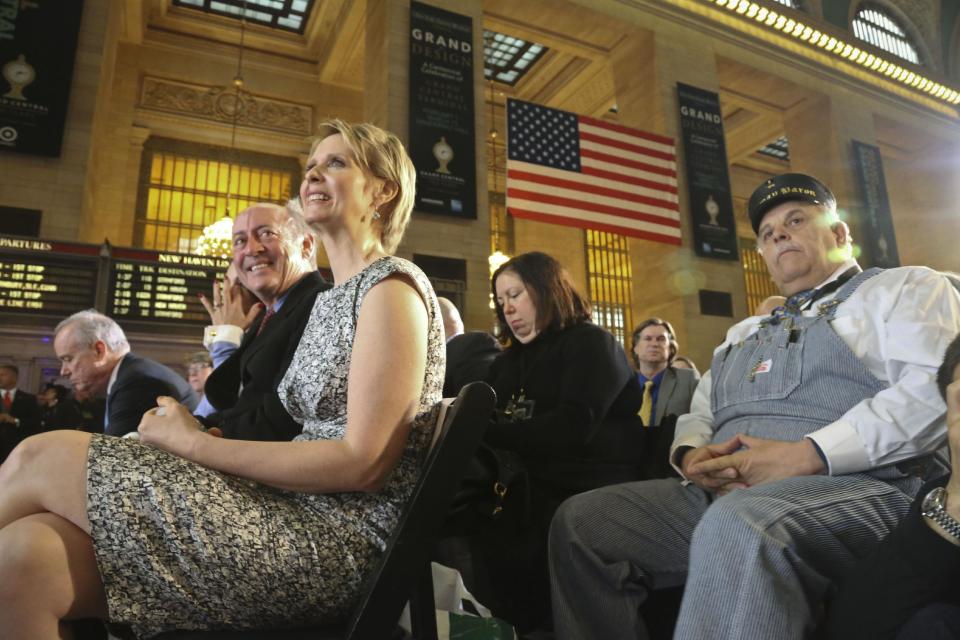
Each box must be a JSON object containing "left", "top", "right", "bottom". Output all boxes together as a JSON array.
[{"left": 506, "top": 98, "right": 680, "bottom": 245}]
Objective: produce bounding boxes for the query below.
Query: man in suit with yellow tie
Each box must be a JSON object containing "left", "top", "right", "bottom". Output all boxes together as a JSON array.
[{"left": 631, "top": 318, "right": 698, "bottom": 427}]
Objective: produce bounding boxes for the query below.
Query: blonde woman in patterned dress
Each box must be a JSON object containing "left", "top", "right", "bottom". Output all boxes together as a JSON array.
[{"left": 0, "top": 119, "right": 445, "bottom": 638}]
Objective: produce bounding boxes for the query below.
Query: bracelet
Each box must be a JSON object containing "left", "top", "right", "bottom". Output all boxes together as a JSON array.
[{"left": 922, "top": 487, "right": 960, "bottom": 542}]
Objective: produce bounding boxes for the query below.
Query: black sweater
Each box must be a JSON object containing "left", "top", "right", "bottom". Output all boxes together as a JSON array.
[{"left": 485, "top": 322, "right": 644, "bottom": 493}]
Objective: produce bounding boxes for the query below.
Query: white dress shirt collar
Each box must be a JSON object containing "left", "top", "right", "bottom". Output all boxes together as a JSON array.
[{"left": 106, "top": 354, "right": 127, "bottom": 395}]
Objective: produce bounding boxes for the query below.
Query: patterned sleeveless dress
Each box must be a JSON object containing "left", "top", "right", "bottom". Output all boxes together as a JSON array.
[{"left": 85, "top": 256, "right": 444, "bottom": 636}]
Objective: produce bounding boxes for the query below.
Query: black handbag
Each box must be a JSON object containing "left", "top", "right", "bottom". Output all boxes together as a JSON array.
[{"left": 447, "top": 441, "right": 529, "bottom": 523}]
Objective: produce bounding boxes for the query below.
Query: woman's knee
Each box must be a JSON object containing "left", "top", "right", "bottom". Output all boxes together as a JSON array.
[
  {"left": 0, "top": 514, "right": 106, "bottom": 618},
  {"left": 0, "top": 431, "right": 90, "bottom": 484},
  {"left": 0, "top": 517, "right": 62, "bottom": 595}
]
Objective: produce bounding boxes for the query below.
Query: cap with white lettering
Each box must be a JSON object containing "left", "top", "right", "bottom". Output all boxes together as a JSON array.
[{"left": 747, "top": 173, "right": 836, "bottom": 234}]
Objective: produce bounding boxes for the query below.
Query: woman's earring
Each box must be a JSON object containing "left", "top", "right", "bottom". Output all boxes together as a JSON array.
[{"left": 372, "top": 209, "right": 381, "bottom": 221}]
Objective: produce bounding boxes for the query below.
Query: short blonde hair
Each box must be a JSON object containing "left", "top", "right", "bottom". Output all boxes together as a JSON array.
[{"left": 310, "top": 119, "right": 416, "bottom": 254}]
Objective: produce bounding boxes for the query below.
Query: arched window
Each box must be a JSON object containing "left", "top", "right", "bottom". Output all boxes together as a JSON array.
[{"left": 852, "top": 3, "right": 921, "bottom": 65}]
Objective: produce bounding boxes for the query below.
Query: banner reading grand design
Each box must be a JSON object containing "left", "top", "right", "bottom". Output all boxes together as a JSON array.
[
  {"left": 0, "top": 1, "right": 84, "bottom": 157},
  {"left": 408, "top": 1, "right": 477, "bottom": 219},
  {"left": 851, "top": 140, "right": 900, "bottom": 268},
  {"left": 676, "top": 83, "right": 738, "bottom": 260}
]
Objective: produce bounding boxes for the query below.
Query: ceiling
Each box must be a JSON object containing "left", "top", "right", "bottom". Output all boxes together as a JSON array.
[{"left": 130, "top": 0, "right": 941, "bottom": 175}]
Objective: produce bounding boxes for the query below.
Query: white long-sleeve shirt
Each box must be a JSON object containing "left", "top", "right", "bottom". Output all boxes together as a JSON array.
[{"left": 671, "top": 260, "right": 960, "bottom": 476}]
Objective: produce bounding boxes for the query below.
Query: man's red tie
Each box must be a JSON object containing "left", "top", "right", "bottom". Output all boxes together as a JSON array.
[
  {"left": 2, "top": 391, "right": 11, "bottom": 412},
  {"left": 256, "top": 307, "right": 275, "bottom": 337}
]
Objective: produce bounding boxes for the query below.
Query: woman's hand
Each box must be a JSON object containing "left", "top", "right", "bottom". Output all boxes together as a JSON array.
[{"left": 138, "top": 396, "right": 211, "bottom": 459}]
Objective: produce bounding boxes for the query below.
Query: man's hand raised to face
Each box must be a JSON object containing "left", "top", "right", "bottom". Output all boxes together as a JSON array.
[{"left": 199, "top": 271, "right": 262, "bottom": 330}]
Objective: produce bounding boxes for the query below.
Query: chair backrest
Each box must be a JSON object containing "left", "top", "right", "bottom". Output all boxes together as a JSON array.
[
  {"left": 342, "top": 381, "right": 495, "bottom": 640},
  {"left": 149, "top": 383, "right": 495, "bottom": 640},
  {"left": 430, "top": 397, "right": 455, "bottom": 450}
]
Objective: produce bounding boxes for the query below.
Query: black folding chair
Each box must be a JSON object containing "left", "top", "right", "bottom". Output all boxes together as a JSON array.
[{"left": 153, "top": 381, "right": 495, "bottom": 640}]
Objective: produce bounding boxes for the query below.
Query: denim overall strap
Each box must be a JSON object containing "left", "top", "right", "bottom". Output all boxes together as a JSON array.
[{"left": 709, "top": 268, "right": 929, "bottom": 491}]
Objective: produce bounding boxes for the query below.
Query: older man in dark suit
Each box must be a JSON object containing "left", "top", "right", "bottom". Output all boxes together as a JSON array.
[
  {"left": 199, "top": 201, "right": 328, "bottom": 441},
  {"left": 53, "top": 311, "right": 197, "bottom": 437},
  {"left": 0, "top": 364, "right": 40, "bottom": 461}
]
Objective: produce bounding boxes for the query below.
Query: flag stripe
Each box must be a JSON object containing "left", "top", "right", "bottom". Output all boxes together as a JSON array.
[
  {"left": 580, "top": 127, "right": 676, "bottom": 161},
  {"left": 508, "top": 201, "right": 682, "bottom": 237},
  {"left": 508, "top": 163, "right": 680, "bottom": 210},
  {"left": 509, "top": 207, "right": 683, "bottom": 245},
  {"left": 581, "top": 166, "right": 678, "bottom": 195},
  {"left": 580, "top": 146, "right": 678, "bottom": 177},
  {"left": 506, "top": 98, "right": 680, "bottom": 246},
  {"left": 581, "top": 158, "right": 678, "bottom": 189},
  {"left": 507, "top": 187, "right": 681, "bottom": 226},
  {"left": 580, "top": 114, "right": 676, "bottom": 147},
  {"left": 580, "top": 130, "right": 677, "bottom": 163},
  {"left": 580, "top": 122, "right": 676, "bottom": 157}
]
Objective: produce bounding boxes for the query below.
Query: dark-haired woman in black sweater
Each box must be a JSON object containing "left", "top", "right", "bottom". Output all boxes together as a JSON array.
[{"left": 454, "top": 251, "right": 644, "bottom": 633}]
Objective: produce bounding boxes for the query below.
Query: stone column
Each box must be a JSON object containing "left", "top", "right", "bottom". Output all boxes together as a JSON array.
[
  {"left": 119, "top": 126, "right": 152, "bottom": 244},
  {"left": 365, "top": 0, "right": 492, "bottom": 331},
  {"left": 884, "top": 136, "right": 960, "bottom": 271},
  {"left": 784, "top": 91, "right": 878, "bottom": 252},
  {"left": 611, "top": 24, "right": 746, "bottom": 368}
]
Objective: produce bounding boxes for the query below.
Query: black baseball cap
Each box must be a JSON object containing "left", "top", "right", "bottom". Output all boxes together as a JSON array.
[{"left": 747, "top": 173, "right": 836, "bottom": 234}]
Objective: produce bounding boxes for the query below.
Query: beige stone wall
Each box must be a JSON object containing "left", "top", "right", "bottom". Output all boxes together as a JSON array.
[
  {"left": 603, "top": 19, "right": 748, "bottom": 370},
  {"left": 511, "top": 219, "right": 588, "bottom": 295},
  {"left": 3, "top": 0, "right": 960, "bottom": 387},
  {"left": 885, "top": 141, "right": 960, "bottom": 272},
  {"left": 82, "top": 37, "right": 365, "bottom": 247},
  {"left": 0, "top": 0, "right": 111, "bottom": 242},
  {"left": 366, "top": 0, "right": 493, "bottom": 333}
]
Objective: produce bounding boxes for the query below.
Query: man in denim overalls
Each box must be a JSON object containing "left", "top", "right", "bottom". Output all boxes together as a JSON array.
[{"left": 549, "top": 173, "right": 960, "bottom": 640}]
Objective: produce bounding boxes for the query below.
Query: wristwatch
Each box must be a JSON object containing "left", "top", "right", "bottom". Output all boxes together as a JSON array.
[{"left": 921, "top": 486, "right": 960, "bottom": 541}]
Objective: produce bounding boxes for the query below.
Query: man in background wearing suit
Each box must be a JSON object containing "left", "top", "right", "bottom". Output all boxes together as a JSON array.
[
  {"left": 437, "top": 297, "right": 500, "bottom": 398},
  {"left": 0, "top": 364, "right": 40, "bottom": 462},
  {"left": 53, "top": 310, "right": 197, "bottom": 437},
  {"left": 199, "top": 201, "right": 328, "bottom": 441},
  {"left": 631, "top": 318, "right": 698, "bottom": 427}
]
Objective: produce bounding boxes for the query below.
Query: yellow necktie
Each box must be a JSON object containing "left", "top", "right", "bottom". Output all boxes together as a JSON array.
[{"left": 638, "top": 380, "right": 654, "bottom": 427}]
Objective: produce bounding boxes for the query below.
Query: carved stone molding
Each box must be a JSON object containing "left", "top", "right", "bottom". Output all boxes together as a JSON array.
[{"left": 139, "top": 76, "right": 313, "bottom": 136}]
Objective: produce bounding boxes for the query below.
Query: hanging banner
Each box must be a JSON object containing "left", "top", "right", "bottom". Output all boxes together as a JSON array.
[
  {"left": 851, "top": 140, "right": 900, "bottom": 268},
  {"left": 0, "top": 0, "right": 85, "bottom": 157},
  {"left": 676, "top": 83, "right": 738, "bottom": 260},
  {"left": 408, "top": 1, "right": 477, "bottom": 219}
]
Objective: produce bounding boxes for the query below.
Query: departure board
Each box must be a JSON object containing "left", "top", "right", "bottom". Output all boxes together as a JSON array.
[
  {"left": 0, "top": 237, "right": 99, "bottom": 315},
  {"left": 108, "top": 249, "right": 230, "bottom": 324}
]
